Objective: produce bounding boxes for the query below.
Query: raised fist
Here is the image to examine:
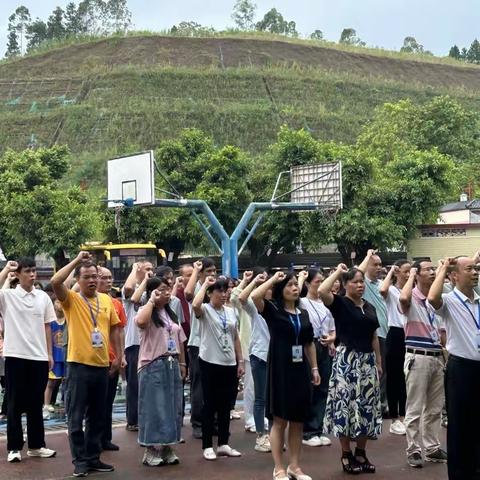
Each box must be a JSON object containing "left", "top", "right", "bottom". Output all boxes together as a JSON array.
[
  {"left": 254, "top": 273, "right": 267, "bottom": 284},
  {"left": 272, "top": 271, "right": 286, "bottom": 283},
  {"left": 76, "top": 251, "right": 92, "bottom": 263},
  {"left": 298, "top": 270, "right": 308, "bottom": 280},
  {"left": 410, "top": 267, "right": 418, "bottom": 276},
  {"left": 145, "top": 270, "right": 154, "bottom": 279},
  {"left": 243, "top": 270, "right": 253, "bottom": 281},
  {"left": 205, "top": 275, "right": 216, "bottom": 286},
  {"left": 150, "top": 289, "right": 161, "bottom": 302},
  {"left": 366, "top": 249, "right": 378, "bottom": 257},
  {"left": 337, "top": 263, "right": 349, "bottom": 272},
  {"left": 390, "top": 265, "right": 400, "bottom": 275},
  {"left": 6, "top": 260, "right": 18, "bottom": 272},
  {"left": 194, "top": 260, "right": 203, "bottom": 272}
]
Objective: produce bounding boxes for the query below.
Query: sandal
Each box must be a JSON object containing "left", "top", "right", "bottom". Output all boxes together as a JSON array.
[
  {"left": 273, "top": 468, "right": 289, "bottom": 480},
  {"left": 341, "top": 451, "right": 362, "bottom": 475},
  {"left": 354, "top": 447, "right": 376, "bottom": 473},
  {"left": 286, "top": 465, "right": 312, "bottom": 480}
]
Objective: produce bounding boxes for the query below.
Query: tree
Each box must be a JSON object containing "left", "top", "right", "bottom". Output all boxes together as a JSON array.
[
  {"left": 5, "top": 29, "right": 20, "bottom": 58},
  {"left": 400, "top": 36, "right": 425, "bottom": 54},
  {"left": 339, "top": 28, "right": 365, "bottom": 46},
  {"left": 46, "top": 7, "right": 66, "bottom": 41},
  {"left": 170, "top": 21, "right": 215, "bottom": 37},
  {"left": 255, "top": 8, "right": 298, "bottom": 37},
  {"left": 467, "top": 39, "right": 480, "bottom": 64},
  {"left": 26, "top": 19, "right": 48, "bottom": 51},
  {"left": 77, "top": 0, "right": 107, "bottom": 35},
  {"left": 448, "top": 45, "right": 461, "bottom": 60},
  {"left": 460, "top": 47, "right": 468, "bottom": 60},
  {"left": 6, "top": 6, "right": 31, "bottom": 56},
  {"left": 105, "top": 0, "right": 132, "bottom": 33},
  {"left": 310, "top": 30, "right": 323, "bottom": 40},
  {"left": 0, "top": 146, "right": 99, "bottom": 267},
  {"left": 232, "top": 0, "right": 257, "bottom": 30}
]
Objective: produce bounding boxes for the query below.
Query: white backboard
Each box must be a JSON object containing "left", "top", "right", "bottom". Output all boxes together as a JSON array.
[
  {"left": 290, "top": 162, "right": 342, "bottom": 209},
  {"left": 107, "top": 151, "right": 155, "bottom": 208}
]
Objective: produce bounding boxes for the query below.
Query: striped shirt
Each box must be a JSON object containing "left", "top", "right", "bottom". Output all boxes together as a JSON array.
[{"left": 404, "top": 287, "right": 444, "bottom": 351}]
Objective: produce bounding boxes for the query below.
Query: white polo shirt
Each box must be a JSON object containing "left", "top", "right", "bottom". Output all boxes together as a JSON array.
[
  {"left": 385, "top": 285, "right": 406, "bottom": 328},
  {"left": 431, "top": 287, "right": 480, "bottom": 361},
  {"left": 0, "top": 286, "right": 56, "bottom": 361}
]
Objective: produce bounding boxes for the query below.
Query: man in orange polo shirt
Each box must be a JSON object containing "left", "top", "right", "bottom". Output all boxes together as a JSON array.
[
  {"left": 51, "top": 252, "right": 122, "bottom": 478},
  {"left": 97, "top": 267, "right": 126, "bottom": 452}
]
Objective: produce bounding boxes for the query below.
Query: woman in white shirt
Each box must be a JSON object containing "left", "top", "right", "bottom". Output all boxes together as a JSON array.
[{"left": 192, "top": 276, "right": 245, "bottom": 461}]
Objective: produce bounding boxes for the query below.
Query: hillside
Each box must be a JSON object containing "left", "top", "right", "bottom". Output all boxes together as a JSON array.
[{"left": 0, "top": 34, "right": 479, "bottom": 185}]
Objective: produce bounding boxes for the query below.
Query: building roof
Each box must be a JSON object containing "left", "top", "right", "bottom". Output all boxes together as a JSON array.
[{"left": 440, "top": 200, "right": 480, "bottom": 213}]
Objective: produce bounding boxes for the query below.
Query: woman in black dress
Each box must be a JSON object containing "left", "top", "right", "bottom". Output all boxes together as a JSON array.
[
  {"left": 252, "top": 271, "right": 320, "bottom": 480},
  {"left": 319, "top": 264, "right": 382, "bottom": 475}
]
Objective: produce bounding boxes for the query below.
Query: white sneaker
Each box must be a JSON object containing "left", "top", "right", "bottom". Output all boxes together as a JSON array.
[
  {"left": 390, "top": 419, "right": 406, "bottom": 436},
  {"left": 42, "top": 406, "right": 50, "bottom": 420},
  {"left": 244, "top": 424, "right": 256, "bottom": 433},
  {"left": 230, "top": 410, "right": 241, "bottom": 420},
  {"left": 302, "top": 436, "right": 322, "bottom": 447},
  {"left": 8, "top": 450, "right": 21, "bottom": 462},
  {"left": 142, "top": 447, "right": 163, "bottom": 466},
  {"left": 46, "top": 404, "right": 55, "bottom": 413},
  {"left": 217, "top": 444, "right": 242, "bottom": 457},
  {"left": 161, "top": 446, "right": 179, "bottom": 465},
  {"left": 255, "top": 434, "right": 271, "bottom": 452},
  {"left": 27, "top": 447, "right": 56, "bottom": 458},
  {"left": 203, "top": 447, "right": 217, "bottom": 461},
  {"left": 318, "top": 436, "right": 332, "bottom": 446}
]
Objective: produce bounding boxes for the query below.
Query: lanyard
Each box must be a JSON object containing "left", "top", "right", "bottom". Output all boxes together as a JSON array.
[
  {"left": 453, "top": 291, "right": 480, "bottom": 330},
  {"left": 289, "top": 313, "right": 301, "bottom": 345},
  {"left": 213, "top": 306, "right": 228, "bottom": 333},
  {"left": 161, "top": 310, "right": 173, "bottom": 335},
  {"left": 420, "top": 299, "right": 436, "bottom": 328},
  {"left": 307, "top": 299, "right": 328, "bottom": 329},
  {"left": 80, "top": 293, "right": 100, "bottom": 329}
]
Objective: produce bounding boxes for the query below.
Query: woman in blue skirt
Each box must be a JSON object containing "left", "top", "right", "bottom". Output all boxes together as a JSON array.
[
  {"left": 135, "top": 277, "right": 187, "bottom": 467},
  {"left": 319, "top": 264, "right": 382, "bottom": 475}
]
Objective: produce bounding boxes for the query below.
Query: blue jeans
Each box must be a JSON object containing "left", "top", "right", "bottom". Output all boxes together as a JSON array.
[{"left": 250, "top": 354, "right": 267, "bottom": 434}]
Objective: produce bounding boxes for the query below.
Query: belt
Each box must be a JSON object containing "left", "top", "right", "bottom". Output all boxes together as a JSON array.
[{"left": 406, "top": 348, "right": 442, "bottom": 357}]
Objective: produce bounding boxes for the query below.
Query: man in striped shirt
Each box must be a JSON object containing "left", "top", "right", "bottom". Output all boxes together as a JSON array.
[{"left": 399, "top": 260, "right": 447, "bottom": 468}]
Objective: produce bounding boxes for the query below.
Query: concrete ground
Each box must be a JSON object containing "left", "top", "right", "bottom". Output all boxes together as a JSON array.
[{"left": 0, "top": 418, "right": 448, "bottom": 480}]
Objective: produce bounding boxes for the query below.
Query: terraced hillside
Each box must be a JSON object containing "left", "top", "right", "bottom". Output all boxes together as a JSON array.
[{"left": 0, "top": 35, "right": 479, "bottom": 186}]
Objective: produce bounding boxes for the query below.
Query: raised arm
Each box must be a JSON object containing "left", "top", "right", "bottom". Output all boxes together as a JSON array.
[
  {"left": 251, "top": 271, "right": 285, "bottom": 312},
  {"left": 239, "top": 273, "right": 267, "bottom": 305},
  {"left": 123, "top": 263, "right": 140, "bottom": 300},
  {"left": 131, "top": 270, "right": 153, "bottom": 304},
  {"left": 192, "top": 275, "right": 215, "bottom": 317},
  {"left": 318, "top": 264, "right": 347, "bottom": 306},
  {"left": 0, "top": 261, "right": 18, "bottom": 289},
  {"left": 379, "top": 265, "right": 397, "bottom": 299},
  {"left": 357, "top": 249, "right": 377, "bottom": 274},
  {"left": 135, "top": 290, "right": 157, "bottom": 329},
  {"left": 399, "top": 267, "right": 417, "bottom": 314},
  {"left": 428, "top": 258, "right": 451, "bottom": 310},
  {"left": 184, "top": 260, "right": 202, "bottom": 302},
  {"left": 171, "top": 274, "right": 183, "bottom": 298},
  {"left": 297, "top": 270, "right": 308, "bottom": 293},
  {"left": 230, "top": 271, "right": 253, "bottom": 307},
  {"left": 51, "top": 251, "right": 91, "bottom": 302}
]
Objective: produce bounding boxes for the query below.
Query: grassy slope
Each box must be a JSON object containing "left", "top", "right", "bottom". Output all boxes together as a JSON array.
[{"left": 0, "top": 34, "right": 479, "bottom": 187}]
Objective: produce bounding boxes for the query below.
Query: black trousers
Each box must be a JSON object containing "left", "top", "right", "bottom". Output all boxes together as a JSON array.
[
  {"left": 66, "top": 363, "right": 108, "bottom": 467},
  {"left": 379, "top": 336, "right": 388, "bottom": 409},
  {"left": 188, "top": 346, "right": 203, "bottom": 429},
  {"left": 199, "top": 358, "right": 237, "bottom": 449},
  {"left": 385, "top": 327, "right": 407, "bottom": 418},
  {"left": 0, "top": 375, "right": 7, "bottom": 415},
  {"left": 304, "top": 341, "right": 332, "bottom": 439},
  {"left": 446, "top": 355, "right": 480, "bottom": 480},
  {"left": 101, "top": 370, "right": 119, "bottom": 446},
  {"left": 5, "top": 357, "right": 48, "bottom": 451},
  {"left": 125, "top": 345, "right": 139, "bottom": 426}
]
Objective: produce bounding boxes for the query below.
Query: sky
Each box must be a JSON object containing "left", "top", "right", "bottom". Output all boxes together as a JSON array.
[{"left": 1, "top": 0, "right": 479, "bottom": 56}]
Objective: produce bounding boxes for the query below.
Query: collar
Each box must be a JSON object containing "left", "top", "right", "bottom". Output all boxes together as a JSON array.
[
  {"left": 412, "top": 286, "right": 427, "bottom": 301},
  {"left": 453, "top": 287, "right": 480, "bottom": 304},
  {"left": 15, "top": 285, "right": 36, "bottom": 297}
]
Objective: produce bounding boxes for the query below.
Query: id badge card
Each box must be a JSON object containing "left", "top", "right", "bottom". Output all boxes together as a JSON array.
[
  {"left": 292, "top": 345, "right": 303, "bottom": 363},
  {"left": 431, "top": 329, "right": 439, "bottom": 343},
  {"left": 91, "top": 330, "right": 103, "bottom": 348},
  {"left": 222, "top": 334, "right": 230, "bottom": 352},
  {"left": 476, "top": 332, "right": 480, "bottom": 352},
  {"left": 167, "top": 336, "right": 177, "bottom": 354}
]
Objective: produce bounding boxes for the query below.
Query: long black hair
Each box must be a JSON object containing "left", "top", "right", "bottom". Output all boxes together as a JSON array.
[
  {"left": 272, "top": 272, "right": 300, "bottom": 309},
  {"left": 145, "top": 277, "right": 178, "bottom": 328},
  {"left": 300, "top": 268, "right": 323, "bottom": 297}
]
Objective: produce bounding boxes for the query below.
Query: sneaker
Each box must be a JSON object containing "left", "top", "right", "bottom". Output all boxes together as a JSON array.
[
  {"left": 407, "top": 452, "right": 423, "bottom": 468},
  {"left": 47, "top": 404, "right": 55, "bottom": 413},
  {"left": 244, "top": 424, "right": 256, "bottom": 433},
  {"left": 42, "top": 406, "right": 50, "bottom": 420},
  {"left": 161, "top": 446, "right": 179, "bottom": 465},
  {"left": 125, "top": 424, "right": 138, "bottom": 432},
  {"left": 27, "top": 447, "right": 56, "bottom": 458},
  {"left": 87, "top": 460, "right": 114, "bottom": 472},
  {"left": 203, "top": 447, "right": 217, "bottom": 461},
  {"left": 389, "top": 419, "right": 406, "bottom": 436},
  {"left": 254, "top": 434, "right": 271, "bottom": 452},
  {"left": 217, "top": 444, "right": 241, "bottom": 457},
  {"left": 7, "top": 450, "right": 21, "bottom": 463},
  {"left": 425, "top": 448, "right": 448, "bottom": 463},
  {"left": 230, "top": 410, "right": 241, "bottom": 420},
  {"left": 73, "top": 465, "right": 89, "bottom": 477},
  {"left": 318, "top": 436, "right": 332, "bottom": 446},
  {"left": 302, "top": 436, "right": 322, "bottom": 447},
  {"left": 142, "top": 447, "right": 163, "bottom": 467}
]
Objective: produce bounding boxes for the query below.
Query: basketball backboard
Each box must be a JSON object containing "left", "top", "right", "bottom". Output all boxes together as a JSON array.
[{"left": 107, "top": 151, "right": 155, "bottom": 208}]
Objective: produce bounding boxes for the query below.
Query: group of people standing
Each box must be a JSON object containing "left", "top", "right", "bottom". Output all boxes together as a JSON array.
[{"left": 0, "top": 249, "right": 478, "bottom": 480}]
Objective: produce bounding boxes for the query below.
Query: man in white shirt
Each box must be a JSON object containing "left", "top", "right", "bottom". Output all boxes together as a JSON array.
[
  {"left": 428, "top": 256, "right": 480, "bottom": 480},
  {"left": 0, "top": 259, "right": 56, "bottom": 463}
]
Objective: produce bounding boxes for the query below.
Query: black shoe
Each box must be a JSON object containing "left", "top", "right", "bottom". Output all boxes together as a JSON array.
[
  {"left": 88, "top": 460, "right": 114, "bottom": 472},
  {"left": 407, "top": 452, "right": 424, "bottom": 468},
  {"left": 354, "top": 447, "right": 376, "bottom": 473},
  {"left": 341, "top": 451, "right": 362, "bottom": 475},
  {"left": 193, "top": 427, "right": 202, "bottom": 439},
  {"left": 102, "top": 442, "right": 120, "bottom": 451},
  {"left": 425, "top": 448, "right": 447, "bottom": 463},
  {"left": 73, "top": 465, "right": 89, "bottom": 477},
  {"left": 125, "top": 424, "right": 138, "bottom": 432}
]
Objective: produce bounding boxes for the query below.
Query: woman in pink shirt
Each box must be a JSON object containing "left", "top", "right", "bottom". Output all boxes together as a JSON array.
[{"left": 135, "top": 277, "right": 187, "bottom": 467}]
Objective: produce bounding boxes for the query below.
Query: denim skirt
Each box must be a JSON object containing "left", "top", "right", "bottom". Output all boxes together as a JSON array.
[{"left": 138, "top": 356, "right": 183, "bottom": 446}]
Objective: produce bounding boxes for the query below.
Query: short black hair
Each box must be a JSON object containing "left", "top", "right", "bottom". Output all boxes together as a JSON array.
[
  {"left": 74, "top": 261, "right": 98, "bottom": 278},
  {"left": 272, "top": 272, "right": 299, "bottom": 309},
  {"left": 17, "top": 257, "right": 36, "bottom": 272},
  {"left": 342, "top": 268, "right": 364, "bottom": 284},
  {"left": 394, "top": 259, "right": 410, "bottom": 268},
  {"left": 412, "top": 259, "right": 431, "bottom": 272},
  {"left": 201, "top": 257, "right": 216, "bottom": 271},
  {"left": 206, "top": 278, "right": 229, "bottom": 297},
  {"left": 145, "top": 276, "right": 177, "bottom": 327},
  {"left": 300, "top": 268, "right": 324, "bottom": 297},
  {"left": 155, "top": 265, "right": 174, "bottom": 277}
]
